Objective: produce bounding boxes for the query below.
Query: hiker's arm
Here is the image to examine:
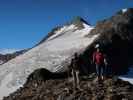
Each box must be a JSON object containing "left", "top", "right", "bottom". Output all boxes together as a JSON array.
[
  {"left": 104, "top": 58, "right": 108, "bottom": 66},
  {"left": 103, "top": 54, "right": 108, "bottom": 66},
  {"left": 92, "top": 53, "right": 95, "bottom": 63}
]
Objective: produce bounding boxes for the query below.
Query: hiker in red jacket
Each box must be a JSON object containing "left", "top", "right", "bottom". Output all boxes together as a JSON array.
[{"left": 93, "top": 44, "right": 107, "bottom": 82}]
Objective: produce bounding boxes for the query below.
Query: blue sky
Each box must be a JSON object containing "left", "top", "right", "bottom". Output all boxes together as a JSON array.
[{"left": 0, "top": 0, "right": 133, "bottom": 49}]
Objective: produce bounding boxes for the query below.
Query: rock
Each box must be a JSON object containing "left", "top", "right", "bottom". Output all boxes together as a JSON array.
[{"left": 3, "top": 74, "right": 133, "bottom": 100}]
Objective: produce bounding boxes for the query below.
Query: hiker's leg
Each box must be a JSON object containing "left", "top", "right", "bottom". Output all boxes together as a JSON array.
[
  {"left": 99, "top": 65, "right": 103, "bottom": 80},
  {"left": 96, "top": 64, "right": 100, "bottom": 76},
  {"left": 76, "top": 71, "right": 80, "bottom": 89},
  {"left": 101, "top": 65, "right": 107, "bottom": 80},
  {"left": 96, "top": 64, "right": 101, "bottom": 81},
  {"left": 71, "top": 70, "right": 75, "bottom": 87},
  {"left": 72, "top": 69, "right": 77, "bottom": 89}
]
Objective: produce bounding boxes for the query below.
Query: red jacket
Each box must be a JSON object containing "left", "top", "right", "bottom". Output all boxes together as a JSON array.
[{"left": 93, "top": 51, "right": 104, "bottom": 65}]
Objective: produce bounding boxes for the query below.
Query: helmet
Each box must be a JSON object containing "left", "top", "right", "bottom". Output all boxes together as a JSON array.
[{"left": 95, "top": 44, "right": 100, "bottom": 48}]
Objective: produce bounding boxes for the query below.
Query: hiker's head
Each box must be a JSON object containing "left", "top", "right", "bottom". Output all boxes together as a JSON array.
[
  {"left": 74, "top": 53, "right": 78, "bottom": 58},
  {"left": 95, "top": 44, "right": 100, "bottom": 52}
]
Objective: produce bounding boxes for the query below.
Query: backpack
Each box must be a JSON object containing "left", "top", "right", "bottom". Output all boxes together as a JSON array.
[{"left": 93, "top": 52, "right": 104, "bottom": 65}]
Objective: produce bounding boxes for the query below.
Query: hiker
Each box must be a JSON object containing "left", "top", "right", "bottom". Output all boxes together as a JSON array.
[
  {"left": 70, "top": 53, "right": 80, "bottom": 90},
  {"left": 93, "top": 44, "right": 107, "bottom": 82}
]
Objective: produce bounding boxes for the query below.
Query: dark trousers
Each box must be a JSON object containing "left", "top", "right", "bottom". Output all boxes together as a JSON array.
[{"left": 96, "top": 64, "right": 106, "bottom": 77}]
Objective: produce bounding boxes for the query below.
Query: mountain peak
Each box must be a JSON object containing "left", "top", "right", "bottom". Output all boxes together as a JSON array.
[
  {"left": 36, "top": 17, "right": 91, "bottom": 46},
  {"left": 66, "top": 16, "right": 90, "bottom": 30},
  {"left": 71, "top": 16, "right": 90, "bottom": 25}
]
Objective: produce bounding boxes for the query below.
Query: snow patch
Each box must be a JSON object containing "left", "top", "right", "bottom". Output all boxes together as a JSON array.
[
  {"left": 122, "top": 8, "right": 127, "bottom": 13},
  {"left": 119, "top": 67, "right": 133, "bottom": 84}
]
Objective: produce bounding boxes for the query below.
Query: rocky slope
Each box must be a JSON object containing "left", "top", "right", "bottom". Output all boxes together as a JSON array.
[
  {"left": 84, "top": 8, "right": 133, "bottom": 74},
  {"left": 3, "top": 70, "right": 133, "bottom": 100}
]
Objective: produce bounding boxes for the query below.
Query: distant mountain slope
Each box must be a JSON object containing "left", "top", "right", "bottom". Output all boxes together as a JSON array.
[
  {"left": 0, "top": 49, "right": 27, "bottom": 65},
  {"left": 0, "top": 18, "right": 98, "bottom": 99},
  {"left": 0, "top": 49, "right": 20, "bottom": 55}
]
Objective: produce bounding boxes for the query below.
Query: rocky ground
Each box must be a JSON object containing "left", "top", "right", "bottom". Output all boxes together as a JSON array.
[{"left": 3, "top": 73, "right": 133, "bottom": 100}]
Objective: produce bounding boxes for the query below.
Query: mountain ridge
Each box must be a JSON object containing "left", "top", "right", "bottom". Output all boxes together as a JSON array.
[{"left": 36, "top": 16, "right": 90, "bottom": 46}]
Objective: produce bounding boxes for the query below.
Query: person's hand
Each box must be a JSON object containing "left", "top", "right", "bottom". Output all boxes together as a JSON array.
[{"left": 104, "top": 59, "right": 108, "bottom": 66}]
